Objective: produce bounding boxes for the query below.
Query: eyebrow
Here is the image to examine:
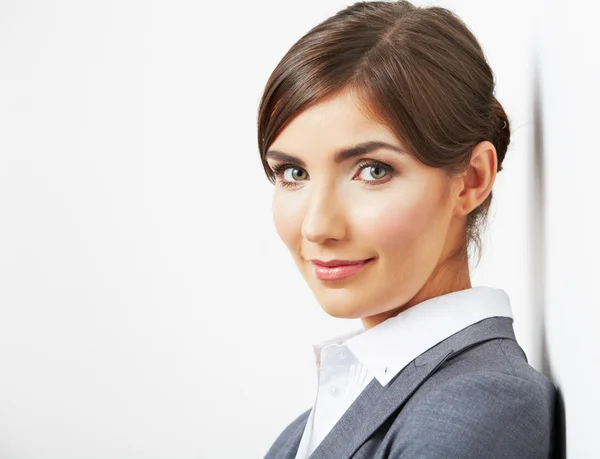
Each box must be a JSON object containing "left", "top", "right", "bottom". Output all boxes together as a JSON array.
[{"left": 265, "top": 140, "right": 407, "bottom": 168}]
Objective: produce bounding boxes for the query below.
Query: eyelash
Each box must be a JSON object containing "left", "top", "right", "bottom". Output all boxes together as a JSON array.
[{"left": 270, "top": 159, "right": 395, "bottom": 189}]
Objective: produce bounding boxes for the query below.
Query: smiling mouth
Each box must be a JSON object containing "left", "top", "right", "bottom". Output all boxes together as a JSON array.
[{"left": 310, "top": 258, "right": 375, "bottom": 281}]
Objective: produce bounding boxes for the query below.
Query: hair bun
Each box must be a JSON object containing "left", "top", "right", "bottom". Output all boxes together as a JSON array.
[{"left": 493, "top": 98, "right": 510, "bottom": 172}]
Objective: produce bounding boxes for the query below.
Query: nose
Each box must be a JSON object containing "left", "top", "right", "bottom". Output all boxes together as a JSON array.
[{"left": 301, "top": 185, "right": 347, "bottom": 244}]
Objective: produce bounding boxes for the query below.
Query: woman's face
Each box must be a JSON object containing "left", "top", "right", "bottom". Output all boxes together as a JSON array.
[{"left": 266, "top": 89, "right": 465, "bottom": 329}]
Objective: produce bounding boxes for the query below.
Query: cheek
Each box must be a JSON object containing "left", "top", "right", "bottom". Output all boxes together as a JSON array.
[
  {"left": 360, "top": 203, "right": 425, "bottom": 248},
  {"left": 271, "top": 193, "right": 301, "bottom": 249},
  {"left": 355, "top": 188, "right": 446, "bottom": 250}
]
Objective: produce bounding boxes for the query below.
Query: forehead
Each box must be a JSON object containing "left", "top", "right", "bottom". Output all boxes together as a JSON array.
[{"left": 269, "top": 89, "right": 400, "bottom": 153}]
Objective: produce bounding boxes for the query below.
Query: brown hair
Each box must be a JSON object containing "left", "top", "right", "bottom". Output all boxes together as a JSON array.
[{"left": 256, "top": 0, "right": 510, "bottom": 266}]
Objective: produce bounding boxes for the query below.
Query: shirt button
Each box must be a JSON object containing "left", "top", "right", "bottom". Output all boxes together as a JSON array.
[
  {"left": 330, "top": 385, "right": 341, "bottom": 396},
  {"left": 337, "top": 350, "right": 346, "bottom": 360}
]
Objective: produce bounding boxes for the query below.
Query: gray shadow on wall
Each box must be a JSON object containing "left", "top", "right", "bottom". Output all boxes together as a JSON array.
[{"left": 532, "top": 53, "right": 566, "bottom": 459}]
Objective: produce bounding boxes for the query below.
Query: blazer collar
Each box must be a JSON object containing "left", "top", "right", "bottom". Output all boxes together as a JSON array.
[{"left": 278, "top": 315, "right": 517, "bottom": 459}]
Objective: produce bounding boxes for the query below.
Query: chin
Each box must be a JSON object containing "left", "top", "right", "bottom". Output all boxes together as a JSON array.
[
  {"left": 318, "top": 300, "right": 364, "bottom": 319},
  {"left": 322, "top": 309, "right": 358, "bottom": 320},
  {"left": 307, "top": 282, "right": 369, "bottom": 319}
]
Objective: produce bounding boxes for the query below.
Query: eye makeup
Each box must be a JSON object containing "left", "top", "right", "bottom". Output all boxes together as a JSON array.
[{"left": 269, "top": 158, "right": 396, "bottom": 189}]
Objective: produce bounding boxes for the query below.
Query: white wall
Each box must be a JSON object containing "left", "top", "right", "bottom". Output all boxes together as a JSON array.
[
  {"left": 0, "top": 0, "right": 591, "bottom": 458},
  {"left": 537, "top": 1, "right": 600, "bottom": 457},
  {"left": 0, "top": 1, "right": 243, "bottom": 458}
]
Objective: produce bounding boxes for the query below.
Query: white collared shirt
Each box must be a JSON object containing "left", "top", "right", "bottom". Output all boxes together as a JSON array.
[{"left": 294, "top": 286, "right": 513, "bottom": 459}]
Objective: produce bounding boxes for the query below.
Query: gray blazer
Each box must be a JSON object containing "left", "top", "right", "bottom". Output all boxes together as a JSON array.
[{"left": 264, "top": 316, "right": 557, "bottom": 459}]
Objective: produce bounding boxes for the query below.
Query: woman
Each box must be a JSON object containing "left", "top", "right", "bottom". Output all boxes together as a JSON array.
[{"left": 257, "top": 1, "right": 557, "bottom": 458}]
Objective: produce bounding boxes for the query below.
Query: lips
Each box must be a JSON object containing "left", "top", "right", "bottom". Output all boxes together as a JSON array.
[
  {"left": 311, "top": 259, "right": 372, "bottom": 267},
  {"left": 310, "top": 258, "right": 374, "bottom": 281}
]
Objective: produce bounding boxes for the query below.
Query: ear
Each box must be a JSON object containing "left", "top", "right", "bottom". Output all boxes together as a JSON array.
[{"left": 452, "top": 140, "right": 498, "bottom": 216}]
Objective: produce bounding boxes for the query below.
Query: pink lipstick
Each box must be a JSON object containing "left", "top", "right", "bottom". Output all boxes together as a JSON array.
[{"left": 310, "top": 258, "right": 374, "bottom": 281}]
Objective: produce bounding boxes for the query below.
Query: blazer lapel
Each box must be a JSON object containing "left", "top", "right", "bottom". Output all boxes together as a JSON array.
[
  {"left": 308, "top": 316, "right": 517, "bottom": 459},
  {"left": 276, "top": 409, "right": 311, "bottom": 459}
]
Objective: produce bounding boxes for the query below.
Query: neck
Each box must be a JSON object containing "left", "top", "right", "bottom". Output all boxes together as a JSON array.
[{"left": 361, "top": 244, "right": 471, "bottom": 330}]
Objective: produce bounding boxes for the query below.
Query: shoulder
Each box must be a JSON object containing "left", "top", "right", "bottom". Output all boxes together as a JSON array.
[
  {"left": 263, "top": 408, "right": 310, "bottom": 459},
  {"left": 387, "top": 359, "right": 557, "bottom": 458}
]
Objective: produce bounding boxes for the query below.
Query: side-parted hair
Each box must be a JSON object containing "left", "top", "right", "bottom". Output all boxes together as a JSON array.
[{"left": 257, "top": 0, "right": 511, "bottom": 264}]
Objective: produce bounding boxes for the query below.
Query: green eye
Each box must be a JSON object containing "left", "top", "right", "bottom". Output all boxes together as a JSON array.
[
  {"left": 269, "top": 163, "right": 308, "bottom": 188},
  {"left": 287, "top": 168, "right": 307, "bottom": 181},
  {"left": 369, "top": 166, "right": 387, "bottom": 180},
  {"left": 358, "top": 164, "right": 388, "bottom": 181}
]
